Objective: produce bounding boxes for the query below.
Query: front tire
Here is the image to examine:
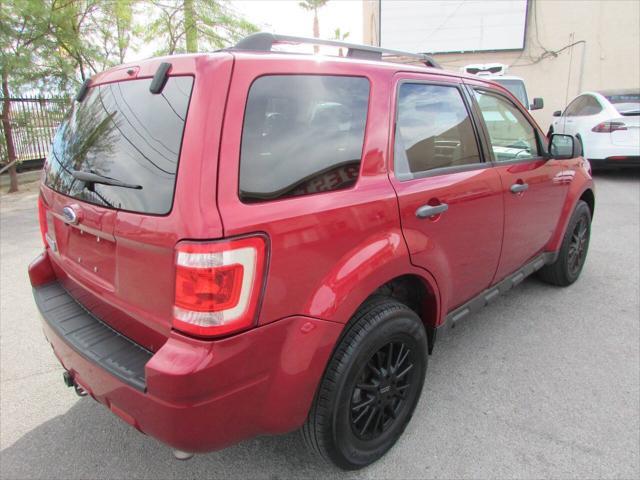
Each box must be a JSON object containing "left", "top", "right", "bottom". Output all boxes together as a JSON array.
[
  {"left": 538, "top": 200, "right": 591, "bottom": 286},
  {"left": 302, "top": 297, "right": 428, "bottom": 470}
]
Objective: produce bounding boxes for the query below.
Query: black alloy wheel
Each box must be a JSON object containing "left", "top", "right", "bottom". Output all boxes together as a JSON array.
[
  {"left": 538, "top": 200, "right": 592, "bottom": 286},
  {"left": 568, "top": 215, "right": 589, "bottom": 276},
  {"left": 302, "top": 297, "right": 428, "bottom": 470},
  {"left": 350, "top": 341, "right": 415, "bottom": 440}
]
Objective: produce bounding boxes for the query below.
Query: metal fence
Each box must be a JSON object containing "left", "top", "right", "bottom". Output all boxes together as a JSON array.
[{"left": 0, "top": 97, "right": 70, "bottom": 169}]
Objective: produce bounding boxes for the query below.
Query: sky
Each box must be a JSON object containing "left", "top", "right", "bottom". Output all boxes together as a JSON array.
[
  {"left": 231, "top": 0, "right": 363, "bottom": 42},
  {"left": 130, "top": 0, "right": 363, "bottom": 61}
]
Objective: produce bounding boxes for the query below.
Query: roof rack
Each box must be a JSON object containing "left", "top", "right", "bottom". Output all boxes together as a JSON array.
[{"left": 230, "top": 32, "right": 442, "bottom": 69}]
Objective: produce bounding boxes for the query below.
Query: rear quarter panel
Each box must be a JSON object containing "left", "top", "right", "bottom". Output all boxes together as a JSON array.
[{"left": 217, "top": 56, "right": 440, "bottom": 326}]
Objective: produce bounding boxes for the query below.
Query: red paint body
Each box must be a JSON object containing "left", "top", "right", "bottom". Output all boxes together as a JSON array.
[{"left": 29, "top": 51, "right": 594, "bottom": 453}]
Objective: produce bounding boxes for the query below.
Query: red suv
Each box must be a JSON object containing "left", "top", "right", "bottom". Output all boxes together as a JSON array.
[{"left": 29, "top": 33, "right": 594, "bottom": 470}]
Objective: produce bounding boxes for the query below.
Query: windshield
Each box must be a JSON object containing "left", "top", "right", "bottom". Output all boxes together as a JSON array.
[
  {"left": 44, "top": 76, "right": 194, "bottom": 214},
  {"left": 492, "top": 79, "right": 529, "bottom": 108},
  {"left": 605, "top": 93, "right": 640, "bottom": 115}
]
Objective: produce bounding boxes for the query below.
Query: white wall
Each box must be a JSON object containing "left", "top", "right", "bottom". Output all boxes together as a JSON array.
[
  {"left": 364, "top": 0, "right": 640, "bottom": 130},
  {"left": 380, "top": 0, "right": 527, "bottom": 53}
]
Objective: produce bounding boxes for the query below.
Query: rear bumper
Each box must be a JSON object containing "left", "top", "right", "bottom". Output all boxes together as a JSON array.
[
  {"left": 30, "top": 251, "right": 343, "bottom": 453},
  {"left": 585, "top": 140, "right": 640, "bottom": 168},
  {"left": 589, "top": 156, "right": 640, "bottom": 169},
  {"left": 584, "top": 139, "right": 639, "bottom": 161}
]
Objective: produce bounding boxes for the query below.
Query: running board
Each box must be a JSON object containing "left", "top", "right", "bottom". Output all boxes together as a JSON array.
[{"left": 440, "top": 252, "right": 557, "bottom": 332}]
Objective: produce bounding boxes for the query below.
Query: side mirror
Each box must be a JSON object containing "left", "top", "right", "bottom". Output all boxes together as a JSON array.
[
  {"left": 552, "top": 110, "right": 562, "bottom": 117},
  {"left": 548, "top": 134, "right": 581, "bottom": 159},
  {"left": 530, "top": 97, "right": 544, "bottom": 110}
]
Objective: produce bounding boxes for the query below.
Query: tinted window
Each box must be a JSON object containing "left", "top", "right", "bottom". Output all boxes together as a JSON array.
[
  {"left": 239, "top": 75, "right": 369, "bottom": 202},
  {"left": 577, "top": 96, "right": 602, "bottom": 115},
  {"left": 474, "top": 89, "right": 539, "bottom": 162},
  {"left": 605, "top": 92, "right": 640, "bottom": 115},
  {"left": 394, "top": 84, "right": 480, "bottom": 177},
  {"left": 564, "top": 96, "right": 587, "bottom": 117},
  {"left": 44, "top": 77, "right": 193, "bottom": 214}
]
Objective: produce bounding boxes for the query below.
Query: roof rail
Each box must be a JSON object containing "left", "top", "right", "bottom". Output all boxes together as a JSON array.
[{"left": 230, "top": 32, "right": 442, "bottom": 69}]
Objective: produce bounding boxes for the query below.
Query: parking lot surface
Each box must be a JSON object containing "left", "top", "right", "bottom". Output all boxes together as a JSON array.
[{"left": 1, "top": 172, "right": 638, "bottom": 480}]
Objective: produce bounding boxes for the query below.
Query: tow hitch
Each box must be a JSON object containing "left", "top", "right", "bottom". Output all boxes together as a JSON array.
[{"left": 62, "top": 371, "right": 88, "bottom": 397}]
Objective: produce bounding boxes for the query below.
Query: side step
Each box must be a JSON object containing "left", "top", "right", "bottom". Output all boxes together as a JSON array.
[{"left": 441, "top": 252, "right": 556, "bottom": 332}]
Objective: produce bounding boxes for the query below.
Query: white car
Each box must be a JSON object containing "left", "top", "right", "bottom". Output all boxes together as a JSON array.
[
  {"left": 489, "top": 76, "right": 545, "bottom": 111},
  {"left": 550, "top": 90, "right": 640, "bottom": 169},
  {"left": 463, "top": 63, "right": 544, "bottom": 111}
]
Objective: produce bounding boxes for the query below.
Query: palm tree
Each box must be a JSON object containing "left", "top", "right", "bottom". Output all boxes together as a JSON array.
[
  {"left": 298, "top": 0, "right": 329, "bottom": 53},
  {"left": 331, "top": 27, "right": 349, "bottom": 57}
]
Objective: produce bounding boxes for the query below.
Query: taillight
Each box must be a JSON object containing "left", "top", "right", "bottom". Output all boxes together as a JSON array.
[
  {"left": 591, "top": 121, "right": 627, "bottom": 132},
  {"left": 37, "top": 194, "right": 47, "bottom": 247},
  {"left": 173, "top": 235, "right": 267, "bottom": 338}
]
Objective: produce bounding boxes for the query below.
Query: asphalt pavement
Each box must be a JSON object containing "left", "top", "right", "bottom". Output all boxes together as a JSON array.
[{"left": 1, "top": 172, "right": 638, "bottom": 479}]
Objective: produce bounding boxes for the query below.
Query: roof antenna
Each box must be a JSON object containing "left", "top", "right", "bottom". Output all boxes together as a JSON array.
[{"left": 149, "top": 62, "right": 172, "bottom": 94}]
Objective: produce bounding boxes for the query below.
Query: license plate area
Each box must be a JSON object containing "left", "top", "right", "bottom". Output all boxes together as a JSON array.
[{"left": 61, "top": 226, "right": 117, "bottom": 284}]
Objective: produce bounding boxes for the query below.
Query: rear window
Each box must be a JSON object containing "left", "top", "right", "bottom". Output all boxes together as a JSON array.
[
  {"left": 239, "top": 75, "right": 369, "bottom": 202},
  {"left": 44, "top": 76, "right": 193, "bottom": 214},
  {"left": 605, "top": 93, "right": 640, "bottom": 116}
]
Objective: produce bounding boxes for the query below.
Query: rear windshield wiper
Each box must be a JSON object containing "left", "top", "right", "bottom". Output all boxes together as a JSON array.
[{"left": 71, "top": 170, "right": 142, "bottom": 190}]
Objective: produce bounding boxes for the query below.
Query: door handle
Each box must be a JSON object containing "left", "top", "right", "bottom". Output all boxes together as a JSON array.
[
  {"left": 416, "top": 203, "right": 448, "bottom": 218},
  {"left": 510, "top": 182, "right": 529, "bottom": 193}
]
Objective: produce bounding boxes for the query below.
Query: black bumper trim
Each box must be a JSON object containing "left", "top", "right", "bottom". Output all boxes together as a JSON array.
[
  {"left": 34, "top": 282, "right": 152, "bottom": 391},
  {"left": 589, "top": 157, "right": 640, "bottom": 168}
]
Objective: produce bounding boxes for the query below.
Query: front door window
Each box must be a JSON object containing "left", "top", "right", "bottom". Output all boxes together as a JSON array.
[{"left": 473, "top": 89, "right": 540, "bottom": 162}]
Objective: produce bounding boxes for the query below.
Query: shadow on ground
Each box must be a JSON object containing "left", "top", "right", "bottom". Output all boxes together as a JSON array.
[
  {"left": 0, "top": 398, "right": 337, "bottom": 479},
  {"left": 1, "top": 275, "right": 614, "bottom": 480}
]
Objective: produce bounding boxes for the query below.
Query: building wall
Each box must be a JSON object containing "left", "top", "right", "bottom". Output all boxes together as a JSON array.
[{"left": 363, "top": 0, "right": 640, "bottom": 130}]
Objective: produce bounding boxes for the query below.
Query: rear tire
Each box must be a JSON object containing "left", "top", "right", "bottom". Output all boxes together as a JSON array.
[
  {"left": 302, "top": 297, "right": 428, "bottom": 470},
  {"left": 538, "top": 200, "right": 591, "bottom": 286}
]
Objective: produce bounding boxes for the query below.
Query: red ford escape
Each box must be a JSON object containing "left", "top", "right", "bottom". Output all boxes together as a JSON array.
[{"left": 28, "top": 33, "right": 595, "bottom": 470}]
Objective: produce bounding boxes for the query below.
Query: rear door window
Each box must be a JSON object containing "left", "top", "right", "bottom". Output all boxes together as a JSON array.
[
  {"left": 44, "top": 76, "right": 193, "bottom": 214},
  {"left": 394, "top": 83, "right": 481, "bottom": 178},
  {"left": 576, "top": 96, "right": 602, "bottom": 115},
  {"left": 239, "top": 75, "right": 369, "bottom": 202},
  {"left": 564, "top": 96, "right": 588, "bottom": 117}
]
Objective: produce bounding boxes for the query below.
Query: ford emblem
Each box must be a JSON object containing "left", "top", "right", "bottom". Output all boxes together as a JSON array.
[{"left": 62, "top": 206, "right": 79, "bottom": 224}]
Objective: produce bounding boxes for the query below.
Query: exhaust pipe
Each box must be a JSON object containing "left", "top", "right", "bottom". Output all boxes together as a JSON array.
[
  {"left": 173, "top": 450, "right": 194, "bottom": 461},
  {"left": 62, "top": 370, "right": 193, "bottom": 460},
  {"left": 74, "top": 384, "right": 88, "bottom": 397}
]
